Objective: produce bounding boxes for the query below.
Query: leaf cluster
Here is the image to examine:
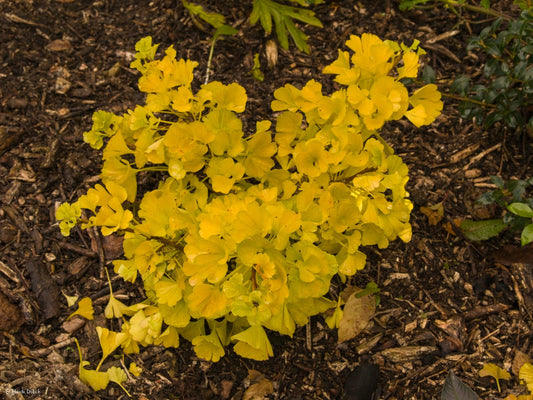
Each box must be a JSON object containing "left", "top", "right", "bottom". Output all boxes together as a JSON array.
[
  {"left": 451, "top": 8, "right": 533, "bottom": 131},
  {"left": 182, "top": 0, "right": 323, "bottom": 54},
  {"left": 57, "top": 34, "right": 442, "bottom": 377},
  {"left": 460, "top": 176, "right": 533, "bottom": 245},
  {"left": 250, "top": 0, "right": 323, "bottom": 53}
]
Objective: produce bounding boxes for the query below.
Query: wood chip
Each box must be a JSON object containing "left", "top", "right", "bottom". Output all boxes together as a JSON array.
[
  {"left": 381, "top": 346, "right": 438, "bottom": 363},
  {"left": 0, "top": 291, "right": 24, "bottom": 332}
]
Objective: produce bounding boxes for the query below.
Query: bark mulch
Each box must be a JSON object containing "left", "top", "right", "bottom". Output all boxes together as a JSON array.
[{"left": 0, "top": 1, "right": 532, "bottom": 399}]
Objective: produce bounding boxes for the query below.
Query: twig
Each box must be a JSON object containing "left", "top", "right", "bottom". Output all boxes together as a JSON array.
[
  {"left": 463, "top": 303, "right": 510, "bottom": 321},
  {"left": 423, "top": 43, "right": 462, "bottom": 63},
  {"left": 58, "top": 241, "right": 97, "bottom": 257},
  {"left": 29, "top": 337, "right": 76, "bottom": 357},
  {"left": 5, "top": 13, "right": 49, "bottom": 29},
  {"left": 306, "top": 321, "right": 312, "bottom": 352},
  {"left": 463, "top": 143, "right": 502, "bottom": 169}
]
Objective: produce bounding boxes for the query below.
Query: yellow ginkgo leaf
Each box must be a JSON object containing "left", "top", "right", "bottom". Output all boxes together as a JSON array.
[
  {"left": 192, "top": 332, "right": 225, "bottom": 362},
  {"left": 62, "top": 292, "right": 78, "bottom": 307},
  {"left": 104, "top": 294, "right": 129, "bottom": 319},
  {"left": 231, "top": 325, "right": 273, "bottom": 361},
  {"left": 75, "top": 338, "right": 110, "bottom": 392},
  {"left": 80, "top": 366, "right": 110, "bottom": 391},
  {"left": 95, "top": 327, "right": 128, "bottom": 370},
  {"left": 107, "top": 366, "right": 127, "bottom": 384},
  {"left": 67, "top": 297, "right": 94, "bottom": 321},
  {"left": 107, "top": 366, "right": 131, "bottom": 397},
  {"left": 129, "top": 362, "right": 142, "bottom": 377},
  {"left": 520, "top": 362, "right": 533, "bottom": 393},
  {"left": 479, "top": 363, "right": 511, "bottom": 392}
]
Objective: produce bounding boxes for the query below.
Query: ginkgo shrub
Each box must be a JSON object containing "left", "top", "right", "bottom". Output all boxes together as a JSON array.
[{"left": 57, "top": 34, "right": 442, "bottom": 377}]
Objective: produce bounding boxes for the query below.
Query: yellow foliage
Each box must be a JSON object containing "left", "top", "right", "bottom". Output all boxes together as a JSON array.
[
  {"left": 57, "top": 34, "right": 442, "bottom": 371},
  {"left": 67, "top": 297, "right": 94, "bottom": 321}
]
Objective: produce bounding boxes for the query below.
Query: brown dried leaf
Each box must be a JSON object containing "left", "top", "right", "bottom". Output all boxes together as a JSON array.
[
  {"left": 46, "top": 39, "right": 72, "bottom": 51},
  {"left": 420, "top": 202, "right": 444, "bottom": 226},
  {"left": 338, "top": 290, "right": 375, "bottom": 343},
  {"left": 265, "top": 40, "right": 278, "bottom": 68},
  {"left": 512, "top": 350, "right": 532, "bottom": 376},
  {"left": 444, "top": 217, "right": 464, "bottom": 236},
  {"left": 219, "top": 380, "right": 234, "bottom": 399},
  {"left": 243, "top": 378, "right": 274, "bottom": 400},
  {"left": 103, "top": 235, "right": 124, "bottom": 260},
  {"left": 27, "top": 259, "right": 60, "bottom": 320}
]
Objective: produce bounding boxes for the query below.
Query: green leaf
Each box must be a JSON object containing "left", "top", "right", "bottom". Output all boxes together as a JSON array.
[
  {"left": 441, "top": 370, "right": 479, "bottom": 400},
  {"left": 398, "top": 0, "right": 431, "bottom": 11},
  {"left": 212, "top": 24, "right": 238, "bottom": 42},
  {"left": 289, "top": 0, "right": 324, "bottom": 5},
  {"left": 484, "top": 38, "right": 502, "bottom": 57},
  {"left": 476, "top": 190, "right": 498, "bottom": 205},
  {"left": 134, "top": 36, "right": 159, "bottom": 61},
  {"left": 480, "top": 0, "right": 491, "bottom": 8},
  {"left": 251, "top": 53, "right": 265, "bottom": 82},
  {"left": 491, "top": 76, "right": 510, "bottom": 90},
  {"left": 355, "top": 282, "right": 380, "bottom": 298},
  {"left": 250, "top": 0, "right": 322, "bottom": 53},
  {"left": 483, "top": 58, "right": 499, "bottom": 77},
  {"left": 183, "top": 0, "right": 226, "bottom": 29},
  {"left": 521, "top": 223, "right": 533, "bottom": 245},
  {"left": 450, "top": 75, "right": 470, "bottom": 96},
  {"left": 490, "top": 176, "right": 505, "bottom": 188},
  {"left": 421, "top": 65, "right": 436, "bottom": 84},
  {"left": 460, "top": 219, "right": 508, "bottom": 241},
  {"left": 483, "top": 111, "right": 503, "bottom": 128},
  {"left": 508, "top": 203, "right": 533, "bottom": 218}
]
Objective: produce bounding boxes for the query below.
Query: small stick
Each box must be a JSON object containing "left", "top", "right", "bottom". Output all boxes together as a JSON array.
[
  {"left": 306, "top": 321, "right": 312, "bottom": 352},
  {"left": 464, "top": 143, "right": 502, "bottom": 169},
  {"left": 30, "top": 337, "right": 76, "bottom": 357}
]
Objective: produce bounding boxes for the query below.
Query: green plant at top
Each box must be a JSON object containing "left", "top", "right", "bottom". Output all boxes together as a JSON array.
[
  {"left": 450, "top": 6, "right": 533, "bottom": 132},
  {"left": 460, "top": 176, "right": 533, "bottom": 245},
  {"left": 183, "top": 0, "right": 323, "bottom": 54},
  {"left": 250, "top": 0, "right": 323, "bottom": 53},
  {"left": 56, "top": 34, "right": 442, "bottom": 390},
  {"left": 399, "top": 0, "right": 514, "bottom": 19}
]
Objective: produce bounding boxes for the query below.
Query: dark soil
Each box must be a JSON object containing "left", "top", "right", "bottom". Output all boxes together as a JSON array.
[{"left": 1, "top": 1, "right": 532, "bottom": 399}]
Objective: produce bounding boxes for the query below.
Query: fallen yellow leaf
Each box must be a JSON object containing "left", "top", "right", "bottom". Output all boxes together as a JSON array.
[
  {"left": 479, "top": 363, "right": 511, "bottom": 392},
  {"left": 67, "top": 297, "right": 94, "bottom": 321},
  {"left": 520, "top": 362, "right": 533, "bottom": 393}
]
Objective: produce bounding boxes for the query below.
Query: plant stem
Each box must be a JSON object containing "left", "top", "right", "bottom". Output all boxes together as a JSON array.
[
  {"left": 441, "top": 92, "right": 497, "bottom": 108},
  {"left": 441, "top": 0, "right": 512, "bottom": 20},
  {"left": 205, "top": 38, "right": 217, "bottom": 85}
]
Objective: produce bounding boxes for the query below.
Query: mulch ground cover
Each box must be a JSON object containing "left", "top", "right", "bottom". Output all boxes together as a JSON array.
[{"left": 0, "top": 0, "right": 532, "bottom": 399}]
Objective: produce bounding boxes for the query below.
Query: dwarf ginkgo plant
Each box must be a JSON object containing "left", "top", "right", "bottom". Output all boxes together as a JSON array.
[{"left": 57, "top": 34, "right": 442, "bottom": 385}]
